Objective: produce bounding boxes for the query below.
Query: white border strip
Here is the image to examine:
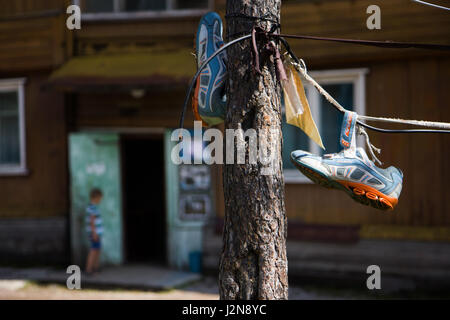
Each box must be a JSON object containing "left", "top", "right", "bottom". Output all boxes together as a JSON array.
[
  {"left": 73, "top": 0, "right": 213, "bottom": 21},
  {"left": 0, "top": 78, "right": 28, "bottom": 176}
]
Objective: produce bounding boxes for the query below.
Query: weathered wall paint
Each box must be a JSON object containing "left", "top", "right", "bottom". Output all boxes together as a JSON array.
[
  {"left": 69, "top": 133, "right": 123, "bottom": 266},
  {"left": 164, "top": 130, "right": 209, "bottom": 270}
]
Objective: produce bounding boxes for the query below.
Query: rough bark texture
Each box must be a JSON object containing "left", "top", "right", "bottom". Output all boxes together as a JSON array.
[{"left": 219, "top": 0, "right": 288, "bottom": 300}]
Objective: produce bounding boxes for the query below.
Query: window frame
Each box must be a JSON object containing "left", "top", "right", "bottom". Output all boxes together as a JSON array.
[
  {"left": 0, "top": 78, "right": 27, "bottom": 176},
  {"left": 284, "top": 68, "right": 368, "bottom": 184},
  {"left": 74, "top": 0, "right": 214, "bottom": 21}
]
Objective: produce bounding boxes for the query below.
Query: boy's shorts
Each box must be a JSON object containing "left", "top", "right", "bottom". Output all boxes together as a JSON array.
[{"left": 89, "top": 235, "right": 101, "bottom": 250}]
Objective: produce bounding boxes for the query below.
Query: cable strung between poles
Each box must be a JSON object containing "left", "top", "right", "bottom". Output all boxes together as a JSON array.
[
  {"left": 357, "top": 121, "right": 450, "bottom": 134},
  {"left": 179, "top": 31, "right": 450, "bottom": 134},
  {"left": 412, "top": 0, "right": 450, "bottom": 11},
  {"left": 288, "top": 56, "right": 450, "bottom": 131},
  {"left": 276, "top": 34, "right": 450, "bottom": 51},
  {"left": 280, "top": 40, "right": 450, "bottom": 133}
]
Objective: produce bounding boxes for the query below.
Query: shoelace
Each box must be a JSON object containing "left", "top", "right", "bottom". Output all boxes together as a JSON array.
[{"left": 357, "top": 126, "right": 382, "bottom": 165}]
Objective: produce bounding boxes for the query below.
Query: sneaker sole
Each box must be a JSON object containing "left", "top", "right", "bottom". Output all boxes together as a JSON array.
[
  {"left": 291, "top": 158, "right": 396, "bottom": 211},
  {"left": 193, "top": 14, "right": 226, "bottom": 125}
]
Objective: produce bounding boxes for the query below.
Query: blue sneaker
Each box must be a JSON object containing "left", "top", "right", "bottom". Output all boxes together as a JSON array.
[
  {"left": 290, "top": 112, "right": 403, "bottom": 210},
  {"left": 192, "top": 12, "right": 227, "bottom": 126}
]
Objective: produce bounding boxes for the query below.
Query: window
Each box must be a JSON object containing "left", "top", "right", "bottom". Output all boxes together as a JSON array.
[
  {"left": 76, "top": 0, "right": 211, "bottom": 19},
  {"left": 283, "top": 69, "right": 368, "bottom": 183},
  {"left": 0, "top": 78, "right": 27, "bottom": 175}
]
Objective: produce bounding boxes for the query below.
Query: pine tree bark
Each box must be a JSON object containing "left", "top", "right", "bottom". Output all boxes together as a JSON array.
[{"left": 219, "top": 0, "right": 288, "bottom": 300}]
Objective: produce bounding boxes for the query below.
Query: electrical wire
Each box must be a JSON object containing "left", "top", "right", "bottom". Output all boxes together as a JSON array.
[
  {"left": 179, "top": 32, "right": 450, "bottom": 134},
  {"left": 277, "top": 33, "right": 450, "bottom": 50},
  {"left": 281, "top": 41, "right": 450, "bottom": 133},
  {"left": 357, "top": 121, "right": 450, "bottom": 134},
  {"left": 412, "top": 0, "right": 450, "bottom": 11}
]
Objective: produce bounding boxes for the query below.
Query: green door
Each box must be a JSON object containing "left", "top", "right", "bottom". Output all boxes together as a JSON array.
[{"left": 69, "top": 133, "right": 123, "bottom": 266}]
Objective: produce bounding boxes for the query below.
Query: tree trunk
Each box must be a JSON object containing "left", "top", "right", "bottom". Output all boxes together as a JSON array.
[{"left": 219, "top": 0, "right": 288, "bottom": 300}]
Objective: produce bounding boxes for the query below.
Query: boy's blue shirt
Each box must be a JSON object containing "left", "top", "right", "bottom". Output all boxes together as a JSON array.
[{"left": 86, "top": 203, "right": 103, "bottom": 236}]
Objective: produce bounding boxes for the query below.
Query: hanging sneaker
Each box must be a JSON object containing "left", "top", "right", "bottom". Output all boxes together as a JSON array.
[
  {"left": 290, "top": 111, "right": 403, "bottom": 210},
  {"left": 192, "top": 12, "right": 227, "bottom": 126}
]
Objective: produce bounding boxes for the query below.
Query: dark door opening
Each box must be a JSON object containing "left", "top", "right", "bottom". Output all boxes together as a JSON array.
[{"left": 121, "top": 135, "right": 166, "bottom": 264}]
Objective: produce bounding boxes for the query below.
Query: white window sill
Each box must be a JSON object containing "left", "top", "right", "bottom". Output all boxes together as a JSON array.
[
  {"left": 81, "top": 9, "right": 209, "bottom": 22},
  {"left": 0, "top": 167, "right": 29, "bottom": 176}
]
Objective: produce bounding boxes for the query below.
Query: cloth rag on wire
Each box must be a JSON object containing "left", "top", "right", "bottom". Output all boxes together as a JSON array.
[{"left": 282, "top": 63, "right": 325, "bottom": 150}]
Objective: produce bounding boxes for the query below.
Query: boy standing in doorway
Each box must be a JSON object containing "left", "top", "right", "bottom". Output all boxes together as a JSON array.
[{"left": 85, "top": 188, "right": 103, "bottom": 275}]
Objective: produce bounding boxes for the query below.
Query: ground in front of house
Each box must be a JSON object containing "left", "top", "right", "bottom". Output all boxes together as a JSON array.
[
  {"left": 0, "top": 277, "right": 362, "bottom": 300},
  {"left": 2, "top": 277, "right": 448, "bottom": 300}
]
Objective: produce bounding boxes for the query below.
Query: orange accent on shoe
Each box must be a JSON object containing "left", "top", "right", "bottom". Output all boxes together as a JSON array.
[
  {"left": 337, "top": 180, "right": 398, "bottom": 209},
  {"left": 192, "top": 78, "right": 208, "bottom": 127},
  {"left": 379, "top": 198, "right": 394, "bottom": 210},
  {"left": 366, "top": 192, "right": 378, "bottom": 200},
  {"left": 353, "top": 188, "right": 365, "bottom": 196}
]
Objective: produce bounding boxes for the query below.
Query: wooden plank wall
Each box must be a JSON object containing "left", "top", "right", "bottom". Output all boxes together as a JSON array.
[
  {"left": 1, "top": 0, "right": 447, "bottom": 228},
  {"left": 216, "top": 0, "right": 450, "bottom": 65},
  {"left": 0, "top": 0, "right": 64, "bottom": 15},
  {"left": 0, "top": 1, "right": 70, "bottom": 219},
  {"left": 0, "top": 0, "right": 69, "bottom": 72},
  {"left": 285, "top": 57, "right": 450, "bottom": 227},
  {"left": 74, "top": 90, "right": 194, "bottom": 129},
  {"left": 213, "top": 0, "right": 450, "bottom": 227},
  {"left": 0, "top": 74, "right": 68, "bottom": 218},
  {"left": 75, "top": 16, "right": 199, "bottom": 56},
  {"left": 279, "top": 0, "right": 450, "bottom": 228},
  {"left": 280, "top": 0, "right": 450, "bottom": 66}
]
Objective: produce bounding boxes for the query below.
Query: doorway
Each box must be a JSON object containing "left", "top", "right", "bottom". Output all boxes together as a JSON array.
[
  {"left": 121, "top": 135, "right": 166, "bottom": 264},
  {"left": 69, "top": 132, "right": 123, "bottom": 265}
]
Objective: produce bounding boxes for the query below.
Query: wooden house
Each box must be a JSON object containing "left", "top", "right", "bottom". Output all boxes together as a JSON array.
[{"left": 0, "top": 0, "right": 449, "bottom": 285}]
